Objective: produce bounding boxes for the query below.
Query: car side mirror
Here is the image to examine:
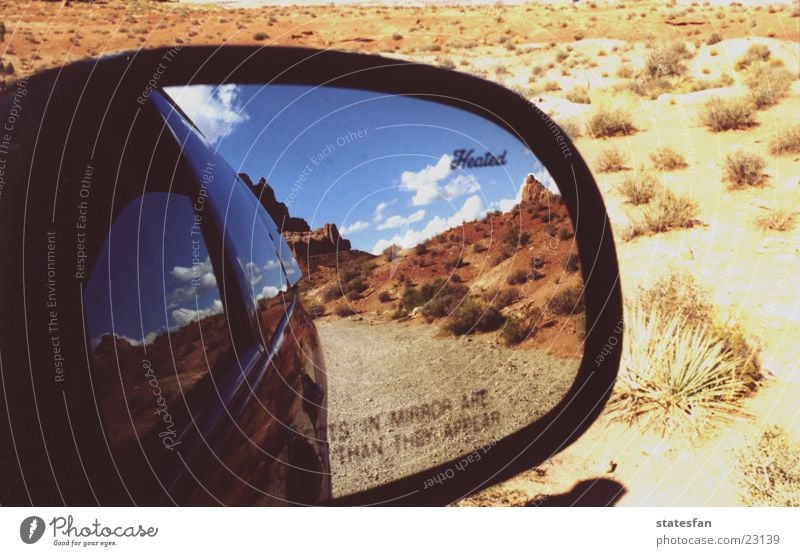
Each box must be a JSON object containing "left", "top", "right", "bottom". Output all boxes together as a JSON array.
[{"left": 0, "top": 47, "right": 622, "bottom": 506}]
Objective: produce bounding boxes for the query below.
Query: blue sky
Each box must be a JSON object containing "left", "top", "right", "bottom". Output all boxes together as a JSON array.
[{"left": 166, "top": 84, "right": 557, "bottom": 254}]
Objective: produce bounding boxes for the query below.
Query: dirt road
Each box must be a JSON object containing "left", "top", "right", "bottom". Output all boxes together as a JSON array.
[{"left": 317, "top": 317, "right": 580, "bottom": 498}]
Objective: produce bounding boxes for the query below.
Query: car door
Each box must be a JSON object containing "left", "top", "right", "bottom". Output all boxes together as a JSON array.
[{"left": 82, "top": 89, "right": 329, "bottom": 506}]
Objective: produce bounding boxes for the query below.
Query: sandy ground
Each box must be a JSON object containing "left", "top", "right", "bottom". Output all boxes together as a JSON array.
[{"left": 318, "top": 317, "right": 580, "bottom": 497}]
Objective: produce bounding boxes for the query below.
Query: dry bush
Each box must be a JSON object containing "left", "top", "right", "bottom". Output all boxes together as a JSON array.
[
  {"left": 333, "top": 302, "right": 356, "bottom": 317},
  {"left": 321, "top": 283, "right": 343, "bottom": 302},
  {"left": 587, "top": 106, "right": 635, "bottom": 138},
  {"left": 724, "top": 151, "right": 766, "bottom": 189},
  {"left": 649, "top": 147, "right": 688, "bottom": 171},
  {"left": 700, "top": 97, "right": 756, "bottom": 131},
  {"left": 638, "top": 271, "right": 713, "bottom": 325},
  {"left": 745, "top": 63, "right": 793, "bottom": 109},
  {"left": 566, "top": 86, "right": 591, "bottom": 104},
  {"left": 769, "top": 125, "right": 800, "bottom": 155},
  {"left": 378, "top": 291, "right": 393, "bottom": 303},
  {"left": 738, "top": 426, "right": 800, "bottom": 506},
  {"left": 640, "top": 189, "right": 699, "bottom": 233},
  {"left": 706, "top": 32, "right": 722, "bottom": 45},
  {"left": 445, "top": 297, "right": 505, "bottom": 336},
  {"left": 756, "top": 207, "right": 798, "bottom": 232},
  {"left": 486, "top": 286, "right": 520, "bottom": 309},
  {"left": 607, "top": 303, "right": 755, "bottom": 438},
  {"left": 501, "top": 305, "right": 545, "bottom": 345},
  {"left": 596, "top": 147, "right": 628, "bottom": 173},
  {"left": 506, "top": 268, "right": 528, "bottom": 285},
  {"left": 644, "top": 42, "right": 692, "bottom": 78},
  {"left": 617, "top": 170, "right": 660, "bottom": 205},
  {"left": 735, "top": 43, "right": 771, "bottom": 70},
  {"left": 548, "top": 283, "right": 585, "bottom": 315}
]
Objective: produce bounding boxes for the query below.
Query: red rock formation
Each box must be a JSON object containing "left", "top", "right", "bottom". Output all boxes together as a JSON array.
[
  {"left": 284, "top": 223, "right": 351, "bottom": 258},
  {"left": 520, "top": 173, "right": 549, "bottom": 206}
]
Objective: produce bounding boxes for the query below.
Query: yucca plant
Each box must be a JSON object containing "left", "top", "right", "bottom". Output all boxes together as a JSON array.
[{"left": 608, "top": 304, "right": 752, "bottom": 439}]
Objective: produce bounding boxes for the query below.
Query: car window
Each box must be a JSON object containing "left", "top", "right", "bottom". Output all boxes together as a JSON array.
[{"left": 84, "top": 192, "right": 234, "bottom": 450}]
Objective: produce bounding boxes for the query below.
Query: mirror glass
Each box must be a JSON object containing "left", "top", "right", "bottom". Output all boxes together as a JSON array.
[{"left": 166, "top": 83, "right": 585, "bottom": 498}]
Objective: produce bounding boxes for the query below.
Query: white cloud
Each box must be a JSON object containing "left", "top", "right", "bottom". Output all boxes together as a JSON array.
[
  {"left": 170, "top": 256, "right": 213, "bottom": 282},
  {"left": 399, "top": 154, "right": 483, "bottom": 206},
  {"left": 371, "top": 195, "right": 486, "bottom": 254},
  {"left": 375, "top": 209, "right": 425, "bottom": 231},
  {"left": 441, "top": 174, "right": 481, "bottom": 200},
  {"left": 167, "top": 84, "right": 249, "bottom": 144},
  {"left": 171, "top": 299, "right": 224, "bottom": 327},
  {"left": 373, "top": 201, "right": 394, "bottom": 223},
  {"left": 340, "top": 220, "right": 370, "bottom": 235},
  {"left": 264, "top": 259, "right": 281, "bottom": 271}
]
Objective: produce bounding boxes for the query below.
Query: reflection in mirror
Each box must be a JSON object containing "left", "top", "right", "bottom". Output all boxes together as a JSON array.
[{"left": 167, "top": 84, "right": 584, "bottom": 498}]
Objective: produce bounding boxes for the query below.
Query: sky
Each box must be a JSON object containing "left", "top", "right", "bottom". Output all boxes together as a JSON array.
[{"left": 166, "top": 83, "right": 558, "bottom": 254}]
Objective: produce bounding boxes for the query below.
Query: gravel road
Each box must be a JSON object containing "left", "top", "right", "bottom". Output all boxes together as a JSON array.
[{"left": 317, "top": 317, "right": 581, "bottom": 498}]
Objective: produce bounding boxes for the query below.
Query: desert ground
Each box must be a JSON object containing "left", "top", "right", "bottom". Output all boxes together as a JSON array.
[{"left": 1, "top": 0, "right": 799, "bottom": 505}]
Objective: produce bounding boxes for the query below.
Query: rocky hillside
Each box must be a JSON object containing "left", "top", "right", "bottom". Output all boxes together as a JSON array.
[{"left": 299, "top": 174, "right": 586, "bottom": 357}]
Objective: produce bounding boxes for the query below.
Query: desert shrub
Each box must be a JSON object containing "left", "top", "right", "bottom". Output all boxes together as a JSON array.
[
  {"left": 745, "top": 63, "right": 793, "bottom": 109},
  {"left": 557, "top": 226, "right": 574, "bottom": 240},
  {"left": 566, "top": 86, "right": 591, "bottom": 104},
  {"left": 596, "top": 147, "right": 628, "bottom": 173},
  {"left": 738, "top": 426, "right": 800, "bottom": 506},
  {"left": 706, "top": 32, "right": 722, "bottom": 45},
  {"left": 644, "top": 42, "right": 691, "bottom": 78},
  {"left": 414, "top": 243, "right": 428, "bottom": 256},
  {"left": 490, "top": 287, "right": 520, "bottom": 309},
  {"left": 640, "top": 189, "right": 699, "bottom": 233},
  {"left": 637, "top": 272, "right": 712, "bottom": 325},
  {"left": 607, "top": 303, "right": 756, "bottom": 438},
  {"left": 321, "top": 283, "right": 343, "bottom": 302},
  {"left": 700, "top": 97, "right": 755, "bottom": 131},
  {"left": 253, "top": 32, "right": 269, "bottom": 41},
  {"left": 333, "top": 302, "right": 356, "bottom": 317},
  {"left": 559, "top": 118, "right": 583, "bottom": 138},
  {"left": 378, "top": 291, "right": 393, "bottom": 303},
  {"left": 649, "top": 147, "right": 688, "bottom": 171},
  {"left": 445, "top": 298, "right": 505, "bottom": 336},
  {"left": 506, "top": 268, "right": 528, "bottom": 285},
  {"left": 542, "top": 80, "right": 561, "bottom": 92},
  {"left": 501, "top": 305, "right": 545, "bottom": 345},
  {"left": 548, "top": 283, "right": 585, "bottom": 315},
  {"left": 638, "top": 273, "right": 762, "bottom": 387},
  {"left": 344, "top": 277, "right": 368, "bottom": 298},
  {"left": 562, "top": 251, "right": 580, "bottom": 272},
  {"left": 769, "top": 125, "right": 800, "bottom": 155},
  {"left": 472, "top": 242, "right": 488, "bottom": 253},
  {"left": 617, "top": 171, "right": 660, "bottom": 205},
  {"left": 587, "top": 106, "right": 634, "bottom": 138},
  {"left": 735, "top": 43, "right": 770, "bottom": 70},
  {"left": 724, "top": 151, "right": 766, "bottom": 189},
  {"left": 419, "top": 279, "right": 469, "bottom": 319},
  {"left": 756, "top": 207, "right": 798, "bottom": 232}
]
